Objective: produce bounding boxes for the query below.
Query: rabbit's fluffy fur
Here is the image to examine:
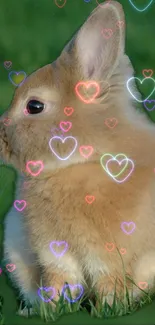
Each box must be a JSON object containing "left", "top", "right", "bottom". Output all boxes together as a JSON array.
[{"left": 1, "top": 0, "right": 155, "bottom": 311}]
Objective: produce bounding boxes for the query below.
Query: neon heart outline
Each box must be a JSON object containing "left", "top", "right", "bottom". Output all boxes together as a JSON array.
[
  {"left": 6, "top": 263, "right": 16, "bottom": 272},
  {"left": 126, "top": 77, "right": 155, "bottom": 103},
  {"left": 85, "top": 195, "right": 95, "bottom": 204},
  {"left": 143, "top": 99, "right": 155, "bottom": 112},
  {"left": 106, "top": 158, "right": 134, "bottom": 183},
  {"left": 79, "top": 145, "right": 94, "bottom": 158},
  {"left": 121, "top": 221, "right": 136, "bottom": 235},
  {"left": 64, "top": 107, "right": 74, "bottom": 116},
  {"left": 75, "top": 81, "right": 100, "bottom": 104},
  {"left": 100, "top": 153, "right": 128, "bottom": 178},
  {"left": 49, "top": 136, "right": 78, "bottom": 161},
  {"left": 59, "top": 121, "right": 72, "bottom": 132},
  {"left": 49, "top": 241, "right": 68, "bottom": 258},
  {"left": 104, "top": 118, "right": 118, "bottom": 129},
  {"left": 128, "top": 0, "right": 153, "bottom": 12},
  {"left": 61, "top": 284, "right": 84, "bottom": 303},
  {"left": 14, "top": 200, "right": 27, "bottom": 212},
  {"left": 142, "top": 69, "right": 153, "bottom": 78},
  {"left": 8, "top": 71, "right": 27, "bottom": 86},
  {"left": 38, "top": 287, "right": 56, "bottom": 303},
  {"left": 26, "top": 160, "right": 44, "bottom": 176}
]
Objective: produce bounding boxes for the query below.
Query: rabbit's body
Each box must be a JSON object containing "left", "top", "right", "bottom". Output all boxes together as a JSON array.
[{"left": 1, "top": 0, "right": 155, "bottom": 312}]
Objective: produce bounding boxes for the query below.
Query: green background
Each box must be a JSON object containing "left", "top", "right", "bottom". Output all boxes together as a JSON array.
[{"left": 0, "top": 0, "right": 155, "bottom": 324}]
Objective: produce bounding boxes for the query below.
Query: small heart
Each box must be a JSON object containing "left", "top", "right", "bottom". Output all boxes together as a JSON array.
[
  {"left": 142, "top": 69, "right": 153, "bottom": 78},
  {"left": 120, "top": 248, "right": 126, "bottom": 255},
  {"left": 79, "top": 146, "right": 94, "bottom": 159},
  {"left": 75, "top": 81, "right": 100, "bottom": 104},
  {"left": 59, "top": 121, "right": 72, "bottom": 132},
  {"left": 0, "top": 268, "right": 2, "bottom": 275},
  {"left": 143, "top": 99, "right": 155, "bottom": 112},
  {"left": 14, "top": 200, "right": 27, "bottom": 212},
  {"left": 101, "top": 28, "right": 113, "bottom": 39},
  {"left": 4, "top": 61, "right": 12, "bottom": 69},
  {"left": 9, "top": 71, "right": 27, "bottom": 86},
  {"left": 138, "top": 281, "right": 148, "bottom": 290},
  {"left": 116, "top": 20, "right": 124, "bottom": 28},
  {"left": 49, "top": 241, "right": 68, "bottom": 258},
  {"left": 64, "top": 106, "right": 74, "bottom": 116},
  {"left": 26, "top": 160, "right": 44, "bottom": 177},
  {"left": 6, "top": 264, "right": 16, "bottom": 272},
  {"left": 3, "top": 118, "right": 11, "bottom": 126},
  {"left": 38, "top": 287, "right": 56, "bottom": 303},
  {"left": 85, "top": 195, "right": 95, "bottom": 204},
  {"left": 62, "top": 284, "right": 84, "bottom": 303},
  {"left": 121, "top": 221, "right": 136, "bottom": 235},
  {"left": 54, "top": 0, "right": 66, "bottom": 8},
  {"left": 104, "top": 118, "right": 118, "bottom": 129},
  {"left": 105, "top": 242, "right": 115, "bottom": 252}
]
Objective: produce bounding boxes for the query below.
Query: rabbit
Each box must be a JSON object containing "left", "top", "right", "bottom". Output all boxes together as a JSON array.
[{"left": 1, "top": 0, "right": 155, "bottom": 317}]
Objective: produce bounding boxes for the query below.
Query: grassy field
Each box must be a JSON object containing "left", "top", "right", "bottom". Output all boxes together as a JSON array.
[{"left": 0, "top": 0, "right": 155, "bottom": 324}]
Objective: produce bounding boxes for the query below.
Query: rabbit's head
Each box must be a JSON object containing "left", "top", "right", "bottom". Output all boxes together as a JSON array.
[{"left": 0, "top": 1, "right": 140, "bottom": 175}]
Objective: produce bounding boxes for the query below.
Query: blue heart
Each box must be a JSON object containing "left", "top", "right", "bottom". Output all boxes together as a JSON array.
[{"left": 128, "top": 0, "right": 153, "bottom": 12}]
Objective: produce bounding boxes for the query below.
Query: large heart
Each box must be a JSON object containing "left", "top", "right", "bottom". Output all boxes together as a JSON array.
[
  {"left": 49, "top": 136, "right": 77, "bottom": 161},
  {"left": 128, "top": 0, "right": 153, "bottom": 12},
  {"left": 127, "top": 77, "right": 155, "bottom": 102}
]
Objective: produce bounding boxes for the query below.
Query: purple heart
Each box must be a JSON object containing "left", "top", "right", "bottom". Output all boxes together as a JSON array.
[
  {"left": 38, "top": 287, "right": 56, "bottom": 303},
  {"left": 61, "top": 284, "right": 84, "bottom": 303},
  {"left": 4, "top": 61, "right": 12, "bottom": 69},
  {"left": 121, "top": 221, "right": 136, "bottom": 235},
  {"left": 49, "top": 241, "right": 68, "bottom": 258},
  {"left": 8, "top": 71, "right": 27, "bottom": 86},
  {"left": 143, "top": 100, "right": 155, "bottom": 112}
]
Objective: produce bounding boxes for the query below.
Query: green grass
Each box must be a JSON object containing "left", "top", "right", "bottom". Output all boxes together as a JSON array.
[{"left": 1, "top": 0, "right": 155, "bottom": 324}]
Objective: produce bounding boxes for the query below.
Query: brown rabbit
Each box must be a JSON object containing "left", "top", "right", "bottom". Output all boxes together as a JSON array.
[{"left": 1, "top": 0, "right": 155, "bottom": 316}]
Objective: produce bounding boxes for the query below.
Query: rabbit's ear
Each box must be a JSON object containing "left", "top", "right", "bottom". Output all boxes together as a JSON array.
[{"left": 65, "top": 1, "right": 125, "bottom": 81}]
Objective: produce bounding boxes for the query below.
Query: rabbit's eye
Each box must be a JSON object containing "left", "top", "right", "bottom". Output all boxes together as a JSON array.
[{"left": 26, "top": 100, "right": 45, "bottom": 114}]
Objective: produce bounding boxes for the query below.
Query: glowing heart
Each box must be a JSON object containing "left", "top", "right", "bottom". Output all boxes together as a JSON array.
[
  {"left": 101, "top": 28, "right": 113, "bottom": 39},
  {"left": 127, "top": 77, "right": 155, "bottom": 102},
  {"left": 105, "top": 242, "right": 115, "bottom": 252},
  {"left": 9, "top": 71, "right": 27, "bottom": 86},
  {"left": 100, "top": 154, "right": 128, "bottom": 178},
  {"left": 6, "top": 264, "right": 16, "bottom": 272},
  {"left": 128, "top": 0, "right": 153, "bottom": 12},
  {"left": 75, "top": 81, "right": 100, "bottom": 104},
  {"left": 3, "top": 118, "right": 11, "bottom": 126},
  {"left": 4, "top": 61, "right": 12, "bottom": 69},
  {"left": 79, "top": 146, "right": 94, "bottom": 158},
  {"left": 138, "top": 282, "right": 148, "bottom": 290},
  {"left": 38, "top": 287, "right": 56, "bottom": 303},
  {"left": 0, "top": 268, "right": 2, "bottom": 275},
  {"left": 26, "top": 160, "right": 44, "bottom": 176},
  {"left": 85, "top": 195, "right": 95, "bottom": 204},
  {"left": 143, "top": 99, "right": 155, "bottom": 112},
  {"left": 142, "top": 69, "right": 153, "bottom": 78},
  {"left": 54, "top": 0, "right": 66, "bottom": 8},
  {"left": 49, "top": 241, "right": 68, "bottom": 258},
  {"left": 62, "top": 284, "right": 84, "bottom": 303},
  {"left": 121, "top": 221, "right": 136, "bottom": 235},
  {"left": 64, "top": 107, "right": 74, "bottom": 116},
  {"left": 104, "top": 118, "right": 118, "bottom": 129},
  {"left": 120, "top": 248, "right": 126, "bottom": 255},
  {"left": 49, "top": 136, "right": 77, "bottom": 161},
  {"left": 59, "top": 121, "right": 72, "bottom": 132},
  {"left": 14, "top": 200, "right": 27, "bottom": 212},
  {"left": 116, "top": 20, "right": 124, "bottom": 28}
]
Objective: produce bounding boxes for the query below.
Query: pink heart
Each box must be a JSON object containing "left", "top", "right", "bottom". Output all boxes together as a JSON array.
[
  {"left": 79, "top": 146, "right": 94, "bottom": 158},
  {"left": 6, "top": 264, "right": 16, "bottom": 272},
  {"left": 14, "top": 200, "right": 27, "bottom": 212},
  {"left": 26, "top": 160, "right": 44, "bottom": 176},
  {"left": 59, "top": 121, "right": 72, "bottom": 132},
  {"left": 101, "top": 28, "right": 113, "bottom": 39}
]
